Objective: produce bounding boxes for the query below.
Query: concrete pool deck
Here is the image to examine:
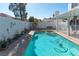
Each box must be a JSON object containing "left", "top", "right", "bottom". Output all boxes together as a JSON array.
[
  {"left": 53, "top": 30, "right": 79, "bottom": 45},
  {"left": 0, "top": 31, "right": 35, "bottom": 56},
  {"left": 0, "top": 34, "right": 27, "bottom": 56}
]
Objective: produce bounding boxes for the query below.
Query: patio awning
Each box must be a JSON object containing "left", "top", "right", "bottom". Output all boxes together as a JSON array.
[{"left": 56, "top": 8, "right": 79, "bottom": 20}]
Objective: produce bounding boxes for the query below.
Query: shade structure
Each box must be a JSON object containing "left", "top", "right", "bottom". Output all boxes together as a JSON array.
[
  {"left": 53, "top": 8, "right": 79, "bottom": 36},
  {"left": 56, "top": 8, "right": 79, "bottom": 19}
]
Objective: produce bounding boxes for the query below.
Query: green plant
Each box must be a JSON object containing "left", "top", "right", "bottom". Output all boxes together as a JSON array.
[
  {"left": 0, "top": 40, "right": 3, "bottom": 47},
  {"left": 24, "top": 28, "right": 27, "bottom": 33},
  {"left": 13, "top": 31, "right": 20, "bottom": 40},
  {"left": 10, "top": 22, "right": 13, "bottom": 28},
  {"left": 13, "top": 34, "right": 19, "bottom": 40},
  {"left": 20, "top": 30, "right": 24, "bottom": 35},
  {"left": 7, "top": 38, "right": 12, "bottom": 44},
  {"left": 0, "top": 40, "right": 7, "bottom": 49}
]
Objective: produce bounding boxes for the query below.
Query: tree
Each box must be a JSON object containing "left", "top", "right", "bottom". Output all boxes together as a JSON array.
[
  {"left": 29, "top": 16, "right": 34, "bottom": 22},
  {"left": 9, "top": 3, "right": 27, "bottom": 21},
  {"left": 9, "top": 3, "right": 19, "bottom": 18},
  {"left": 19, "top": 3, "right": 27, "bottom": 21},
  {"left": 29, "top": 16, "right": 39, "bottom": 29}
]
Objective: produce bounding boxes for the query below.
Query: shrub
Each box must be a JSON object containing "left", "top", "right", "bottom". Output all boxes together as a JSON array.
[
  {"left": 7, "top": 38, "right": 12, "bottom": 44},
  {"left": 21, "top": 28, "right": 28, "bottom": 35},
  {"left": 1, "top": 43, "right": 7, "bottom": 48},
  {"left": 0, "top": 40, "right": 7, "bottom": 49},
  {"left": 13, "top": 34, "right": 19, "bottom": 40},
  {"left": 20, "top": 30, "right": 25, "bottom": 35}
]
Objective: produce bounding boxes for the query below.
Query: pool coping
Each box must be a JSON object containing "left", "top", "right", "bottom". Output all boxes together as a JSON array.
[{"left": 53, "top": 30, "right": 79, "bottom": 45}]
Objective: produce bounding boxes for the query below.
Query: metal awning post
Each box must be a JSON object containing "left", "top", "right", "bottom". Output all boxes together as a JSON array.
[
  {"left": 56, "top": 17, "right": 58, "bottom": 31},
  {"left": 67, "top": 17, "right": 70, "bottom": 36},
  {"left": 67, "top": 12, "right": 71, "bottom": 36}
]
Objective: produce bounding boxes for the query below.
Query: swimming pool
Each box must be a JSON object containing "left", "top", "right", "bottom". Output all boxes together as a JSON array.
[{"left": 23, "top": 31, "right": 79, "bottom": 56}]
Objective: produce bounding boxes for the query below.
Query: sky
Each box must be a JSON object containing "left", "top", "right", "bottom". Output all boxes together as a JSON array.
[{"left": 0, "top": 3, "right": 68, "bottom": 19}]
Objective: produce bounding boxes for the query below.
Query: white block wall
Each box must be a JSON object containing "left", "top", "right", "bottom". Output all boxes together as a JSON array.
[
  {"left": 0, "top": 16, "right": 30, "bottom": 41},
  {"left": 37, "top": 21, "right": 56, "bottom": 29}
]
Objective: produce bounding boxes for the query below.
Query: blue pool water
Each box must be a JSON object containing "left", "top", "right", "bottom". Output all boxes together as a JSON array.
[{"left": 23, "top": 31, "right": 79, "bottom": 56}]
